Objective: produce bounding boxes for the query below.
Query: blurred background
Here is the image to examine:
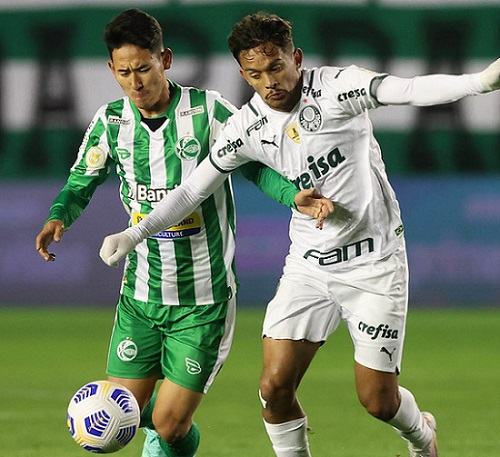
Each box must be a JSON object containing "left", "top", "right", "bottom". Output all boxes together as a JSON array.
[{"left": 1, "top": 0, "right": 499, "bottom": 308}]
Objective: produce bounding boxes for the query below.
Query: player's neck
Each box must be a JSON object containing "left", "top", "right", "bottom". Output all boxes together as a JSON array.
[{"left": 138, "top": 80, "right": 171, "bottom": 119}]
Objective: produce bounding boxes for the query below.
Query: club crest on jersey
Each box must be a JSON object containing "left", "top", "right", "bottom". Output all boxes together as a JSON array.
[
  {"left": 85, "top": 146, "right": 107, "bottom": 169},
  {"left": 116, "top": 338, "right": 138, "bottom": 362},
  {"left": 175, "top": 136, "right": 201, "bottom": 161},
  {"left": 299, "top": 105, "right": 322, "bottom": 132}
]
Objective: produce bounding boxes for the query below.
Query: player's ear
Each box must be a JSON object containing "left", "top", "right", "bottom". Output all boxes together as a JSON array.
[
  {"left": 162, "top": 48, "right": 173, "bottom": 70},
  {"left": 293, "top": 48, "right": 303, "bottom": 69}
]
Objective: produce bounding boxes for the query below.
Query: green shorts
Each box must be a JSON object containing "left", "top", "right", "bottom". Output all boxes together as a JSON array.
[{"left": 107, "top": 294, "right": 236, "bottom": 393}]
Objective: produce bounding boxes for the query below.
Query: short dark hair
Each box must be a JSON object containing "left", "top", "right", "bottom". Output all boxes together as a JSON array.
[
  {"left": 228, "top": 12, "right": 294, "bottom": 64},
  {"left": 103, "top": 9, "right": 164, "bottom": 58}
]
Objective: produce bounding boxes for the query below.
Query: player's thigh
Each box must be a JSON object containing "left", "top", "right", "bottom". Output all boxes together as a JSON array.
[
  {"left": 107, "top": 295, "right": 163, "bottom": 381},
  {"left": 263, "top": 255, "right": 341, "bottom": 342},
  {"left": 340, "top": 246, "right": 409, "bottom": 374},
  {"left": 162, "top": 295, "right": 236, "bottom": 394},
  {"left": 107, "top": 375, "right": 159, "bottom": 410},
  {"left": 261, "top": 337, "right": 322, "bottom": 391}
]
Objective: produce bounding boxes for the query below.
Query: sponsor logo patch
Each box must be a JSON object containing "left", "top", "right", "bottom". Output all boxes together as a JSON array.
[
  {"left": 185, "top": 357, "right": 202, "bottom": 375},
  {"left": 304, "top": 237, "right": 374, "bottom": 266},
  {"left": 302, "top": 85, "right": 322, "bottom": 98},
  {"left": 337, "top": 87, "right": 367, "bottom": 103},
  {"left": 85, "top": 146, "right": 107, "bottom": 169},
  {"left": 216, "top": 137, "right": 244, "bottom": 157},
  {"left": 132, "top": 211, "right": 202, "bottom": 239},
  {"left": 116, "top": 147, "right": 131, "bottom": 160},
  {"left": 180, "top": 106, "right": 204, "bottom": 117},
  {"left": 246, "top": 116, "right": 268, "bottom": 136},
  {"left": 380, "top": 346, "right": 397, "bottom": 362},
  {"left": 358, "top": 321, "right": 399, "bottom": 340},
  {"left": 108, "top": 115, "right": 131, "bottom": 125},
  {"left": 292, "top": 148, "right": 346, "bottom": 190}
]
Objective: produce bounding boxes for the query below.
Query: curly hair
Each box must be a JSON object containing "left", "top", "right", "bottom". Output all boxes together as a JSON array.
[{"left": 228, "top": 12, "right": 294, "bottom": 64}]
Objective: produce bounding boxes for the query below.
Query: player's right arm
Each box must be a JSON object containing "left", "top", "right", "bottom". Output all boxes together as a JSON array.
[
  {"left": 36, "top": 219, "right": 65, "bottom": 262},
  {"left": 36, "top": 107, "right": 111, "bottom": 261},
  {"left": 35, "top": 177, "right": 105, "bottom": 261}
]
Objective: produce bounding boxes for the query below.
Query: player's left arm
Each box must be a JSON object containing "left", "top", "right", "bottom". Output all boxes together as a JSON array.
[
  {"left": 375, "top": 57, "right": 500, "bottom": 106},
  {"left": 238, "top": 161, "right": 298, "bottom": 208}
]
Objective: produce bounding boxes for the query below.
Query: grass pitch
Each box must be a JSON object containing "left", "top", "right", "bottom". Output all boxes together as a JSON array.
[{"left": 0, "top": 306, "right": 499, "bottom": 457}]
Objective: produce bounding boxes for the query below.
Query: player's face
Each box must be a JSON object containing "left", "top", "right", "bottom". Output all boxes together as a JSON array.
[
  {"left": 239, "top": 42, "right": 303, "bottom": 112},
  {"left": 108, "top": 45, "right": 173, "bottom": 117}
]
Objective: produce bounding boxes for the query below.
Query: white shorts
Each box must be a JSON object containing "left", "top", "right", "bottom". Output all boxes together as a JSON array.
[{"left": 262, "top": 244, "right": 408, "bottom": 373}]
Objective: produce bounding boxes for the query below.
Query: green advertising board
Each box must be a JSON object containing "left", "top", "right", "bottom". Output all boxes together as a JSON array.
[{"left": 0, "top": 1, "right": 499, "bottom": 178}]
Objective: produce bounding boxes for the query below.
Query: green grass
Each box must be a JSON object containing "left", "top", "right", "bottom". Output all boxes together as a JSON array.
[{"left": 0, "top": 306, "right": 499, "bottom": 456}]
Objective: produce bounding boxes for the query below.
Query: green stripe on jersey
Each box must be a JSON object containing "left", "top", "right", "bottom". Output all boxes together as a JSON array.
[
  {"left": 174, "top": 239, "right": 196, "bottom": 306},
  {"left": 213, "top": 98, "right": 233, "bottom": 124},
  {"left": 191, "top": 89, "right": 228, "bottom": 301},
  {"left": 146, "top": 239, "right": 163, "bottom": 304}
]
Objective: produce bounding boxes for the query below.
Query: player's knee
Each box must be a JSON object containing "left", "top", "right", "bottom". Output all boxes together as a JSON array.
[
  {"left": 359, "top": 395, "right": 399, "bottom": 422},
  {"left": 152, "top": 412, "right": 190, "bottom": 444},
  {"left": 259, "top": 374, "right": 296, "bottom": 409}
]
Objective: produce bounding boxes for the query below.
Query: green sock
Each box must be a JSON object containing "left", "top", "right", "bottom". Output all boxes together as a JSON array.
[
  {"left": 159, "top": 422, "right": 200, "bottom": 457},
  {"left": 139, "top": 391, "right": 157, "bottom": 429}
]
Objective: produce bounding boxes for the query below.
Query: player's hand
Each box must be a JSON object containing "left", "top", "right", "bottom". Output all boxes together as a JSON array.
[
  {"left": 294, "top": 188, "right": 334, "bottom": 230},
  {"left": 99, "top": 230, "right": 138, "bottom": 267},
  {"left": 480, "top": 57, "right": 500, "bottom": 92},
  {"left": 35, "top": 219, "right": 65, "bottom": 261}
]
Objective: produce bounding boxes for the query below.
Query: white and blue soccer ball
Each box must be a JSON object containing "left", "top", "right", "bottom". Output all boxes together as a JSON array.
[{"left": 67, "top": 380, "right": 141, "bottom": 453}]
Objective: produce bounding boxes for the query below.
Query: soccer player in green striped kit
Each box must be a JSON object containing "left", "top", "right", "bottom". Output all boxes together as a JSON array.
[{"left": 35, "top": 9, "right": 331, "bottom": 457}]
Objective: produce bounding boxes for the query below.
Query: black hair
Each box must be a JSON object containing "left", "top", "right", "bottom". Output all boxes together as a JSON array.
[
  {"left": 227, "top": 12, "right": 294, "bottom": 64},
  {"left": 103, "top": 9, "right": 163, "bottom": 59}
]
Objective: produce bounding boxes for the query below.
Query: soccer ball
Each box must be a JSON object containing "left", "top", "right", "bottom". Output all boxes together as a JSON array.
[{"left": 67, "top": 380, "right": 141, "bottom": 453}]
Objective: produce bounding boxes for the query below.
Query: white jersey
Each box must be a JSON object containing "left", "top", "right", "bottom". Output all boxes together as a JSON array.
[{"left": 210, "top": 65, "right": 404, "bottom": 271}]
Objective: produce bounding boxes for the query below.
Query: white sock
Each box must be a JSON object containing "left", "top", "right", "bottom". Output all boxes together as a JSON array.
[
  {"left": 264, "top": 417, "right": 312, "bottom": 457},
  {"left": 388, "top": 386, "right": 433, "bottom": 449}
]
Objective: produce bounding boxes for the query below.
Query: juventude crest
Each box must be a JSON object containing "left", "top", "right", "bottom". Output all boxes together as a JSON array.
[{"left": 175, "top": 136, "right": 201, "bottom": 160}]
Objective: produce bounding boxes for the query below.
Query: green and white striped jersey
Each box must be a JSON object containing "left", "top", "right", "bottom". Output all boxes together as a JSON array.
[{"left": 53, "top": 81, "right": 238, "bottom": 305}]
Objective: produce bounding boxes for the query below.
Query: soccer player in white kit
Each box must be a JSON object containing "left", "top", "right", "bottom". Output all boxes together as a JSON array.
[{"left": 100, "top": 12, "right": 500, "bottom": 457}]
